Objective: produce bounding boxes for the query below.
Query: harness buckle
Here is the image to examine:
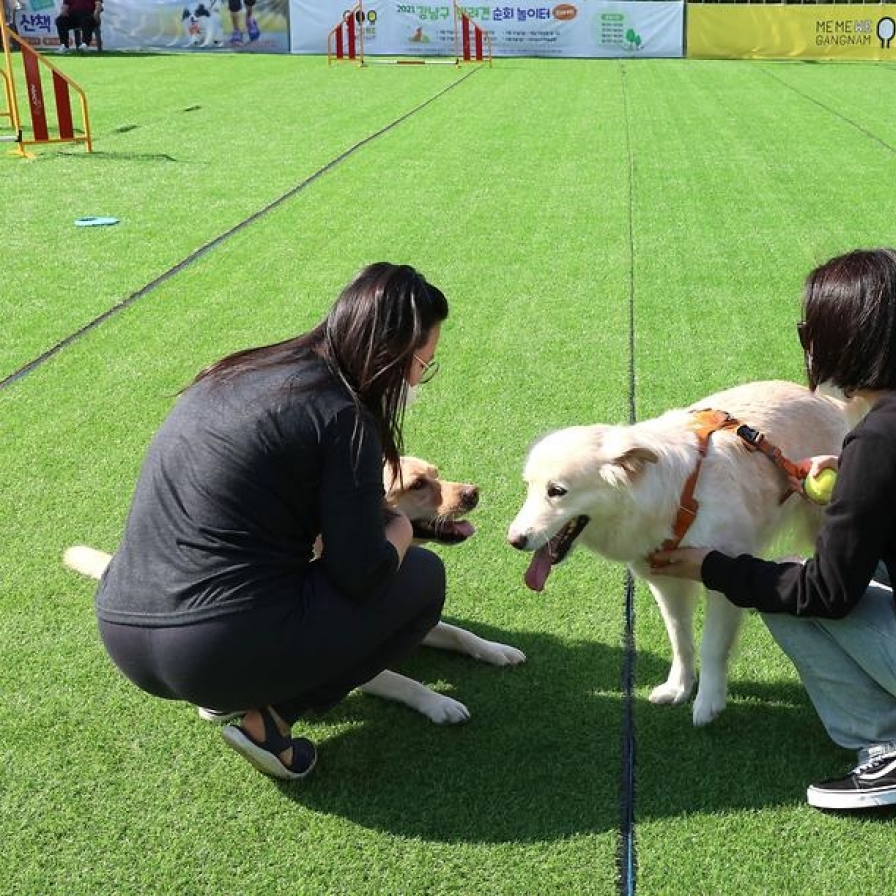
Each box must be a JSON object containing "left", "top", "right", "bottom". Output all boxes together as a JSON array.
[{"left": 735, "top": 423, "right": 762, "bottom": 448}]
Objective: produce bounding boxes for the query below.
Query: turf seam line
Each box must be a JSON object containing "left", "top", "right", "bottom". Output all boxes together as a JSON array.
[
  {"left": 617, "top": 59, "right": 638, "bottom": 896},
  {"left": 0, "top": 66, "right": 483, "bottom": 393},
  {"left": 759, "top": 65, "right": 896, "bottom": 157}
]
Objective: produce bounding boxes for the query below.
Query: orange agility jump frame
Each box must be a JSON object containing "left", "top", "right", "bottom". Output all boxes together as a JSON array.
[
  {"left": 454, "top": 4, "right": 492, "bottom": 66},
  {"left": 326, "top": 2, "right": 492, "bottom": 68},
  {"left": 327, "top": 1, "right": 364, "bottom": 66},
  {"left": 1, "top": 19, "right": 93, "bottom": 156}
]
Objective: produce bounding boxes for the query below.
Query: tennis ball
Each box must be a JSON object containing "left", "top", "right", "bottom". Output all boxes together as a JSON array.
[{"left": 804, "top": 468, "right": 837, "bottom": 504}]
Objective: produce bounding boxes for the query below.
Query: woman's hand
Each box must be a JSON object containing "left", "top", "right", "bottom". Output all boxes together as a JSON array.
[
  {"left": 789, "top": 453, "right": 839, "bottom": 494},
  {"left": 647, "top": 547, "right": 711, "bottom": 580},
  {"left": 806, "top": 454, "right": 839, "bottom": 476}
]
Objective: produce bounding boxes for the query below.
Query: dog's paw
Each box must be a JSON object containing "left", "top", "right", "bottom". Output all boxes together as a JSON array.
[
  {"left": 421, "top": 693, "right": 470, "bottom": 725},
  {"left": 474, "top": 640, "right": 527, "bottom": 666},
  {"left": 648, "top": 680, "right": 693, "bottom": 706},
  {"left": 692, "top": 691, "right": 726, "bottom": 727}
]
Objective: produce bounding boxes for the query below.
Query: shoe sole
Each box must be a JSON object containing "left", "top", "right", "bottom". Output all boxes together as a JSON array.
[
  {"left": 197, "top": 707, "right": 246, "bottom": 724},
  {"left": 807, "top": 786, "right": 896, "bottom": 810},
  {"left": 221, "top": 725, "right": 316, "bottom": 781}
]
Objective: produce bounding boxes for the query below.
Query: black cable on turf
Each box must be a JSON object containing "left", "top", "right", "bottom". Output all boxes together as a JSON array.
[
  {"left": 617, "top": 59, "right": 638, "bottom": 896},
  {"left": 611, "top": 61, "right": 892, "bottom": 894},
  {"left": 0, "top": 67, "right": 482, "bottom": 393},
  {"left": 759, "top": 64, "right": 896, "bottom": 157}
]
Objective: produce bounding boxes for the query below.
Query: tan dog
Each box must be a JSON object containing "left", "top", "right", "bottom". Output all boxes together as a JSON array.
[
  {"left": 64, "top": 456, "right": 525, "bottom": 725},
  {"left": 507, "top": 381, "right": 861, "bottom": 726},
  {"left": 355, "top": 456, "right": 525, "bottom": 722}
]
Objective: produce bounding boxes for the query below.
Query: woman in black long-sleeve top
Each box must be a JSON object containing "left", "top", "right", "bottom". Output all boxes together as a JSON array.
[
  {"left": 652, "top": 248, "right": 896, "bottom": 811},
  {"left": 96, "top": 262, "right": 448, "bottom": 780}
]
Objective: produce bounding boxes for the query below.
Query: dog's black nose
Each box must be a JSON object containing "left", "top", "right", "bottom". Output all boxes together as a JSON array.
[
  {"left": 462, "top": 486, "right": 479, "bottom": 509},
  {"left": 508, "top": 533, "right": 528, "bottom": 550}
]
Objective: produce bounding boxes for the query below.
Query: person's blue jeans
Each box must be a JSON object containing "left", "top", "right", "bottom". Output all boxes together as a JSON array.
[{"left": 762, "top": 569, "right": 896, "bottom": 763}]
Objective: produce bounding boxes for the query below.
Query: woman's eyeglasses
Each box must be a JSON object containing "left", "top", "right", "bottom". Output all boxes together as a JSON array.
[
  {"left": 414, "top": 353, "right": 440, "bottom": 385},
  {"left": 796, "top": 321, "right": 810, "bottom": 351}
]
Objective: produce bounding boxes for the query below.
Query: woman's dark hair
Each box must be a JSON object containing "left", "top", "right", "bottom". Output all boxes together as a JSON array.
[
  {"left": 801, "top": 248, "right": 896, "bottom": 392},
  {"left": 193, "top": 262, "right": 449, "bottom": 476}
]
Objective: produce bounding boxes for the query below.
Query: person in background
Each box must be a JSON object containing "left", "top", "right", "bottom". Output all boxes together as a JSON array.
[
  {"left": 651, "top": 248, "right": 896, "bottom": 811},
  {"left": 227, "top": 0, "right": 258, "bottom": 45},
  {"left": 94, "top": 262, "right": 448, "bottom": 781},
  {"left": 55, "top": 0, "right": 101, "bottom": 51}
]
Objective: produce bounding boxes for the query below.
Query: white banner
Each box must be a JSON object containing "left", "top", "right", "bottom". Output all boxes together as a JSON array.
[
  {"left": 13, "top": 0, "right": 290, "bottom": 52},
  {"left": 291, "top": 1, "right": 684, "bottom": 59}
]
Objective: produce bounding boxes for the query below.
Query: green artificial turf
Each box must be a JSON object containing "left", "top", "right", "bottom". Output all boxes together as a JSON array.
[{"left": 3, "top": 54, "right": 896, "bottom": 894}]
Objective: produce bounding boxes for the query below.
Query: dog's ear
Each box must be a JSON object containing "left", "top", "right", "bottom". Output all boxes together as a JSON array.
[
  {"left": 617, "top": 446, "right": 659, "bottom": 474},
  {"left": 601, "top": 446, "right": 658, "bottom": 484}
]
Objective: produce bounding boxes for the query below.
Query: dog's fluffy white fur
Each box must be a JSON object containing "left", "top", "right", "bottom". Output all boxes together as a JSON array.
[
  {"left": 507, "top": 380, "right": 863, "bottom": 726},
  {"left": 64, "top": 456, "right": 524, "bottom": 725}
]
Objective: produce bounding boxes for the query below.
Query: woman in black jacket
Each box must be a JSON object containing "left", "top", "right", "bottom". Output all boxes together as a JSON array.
[{"left": 96, "top": 262, "right": 448, "bottom": 780}]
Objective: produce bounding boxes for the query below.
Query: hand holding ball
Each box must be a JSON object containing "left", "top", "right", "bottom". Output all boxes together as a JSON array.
[{"left": 803, "top": 468, "right": 837, "bottom": 504}]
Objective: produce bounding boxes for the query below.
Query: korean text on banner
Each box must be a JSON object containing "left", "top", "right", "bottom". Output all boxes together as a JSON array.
[{"left": 290, "top": 1, "right": 684, "bottom": 59}]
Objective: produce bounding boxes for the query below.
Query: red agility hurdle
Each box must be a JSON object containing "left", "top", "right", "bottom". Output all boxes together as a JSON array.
[
  {"left": 454, "top": 4, "right": 492, "bottom": 66},
  {"left": 326, "top": 2, "right": 492, "bottom": 69},
  {"left": 1, "top": 19, "right": 92, "bottom": 156},
  {"left": 327, "top": 2, "right": 364, "bottom": 66}
]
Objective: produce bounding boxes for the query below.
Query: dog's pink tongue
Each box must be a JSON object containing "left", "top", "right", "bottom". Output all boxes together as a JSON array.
[
  {"left": 454, "top": 521, "right": 475, "bottom": 538},
  {"left": 524, "top": 546, "right": 553, "bottom": 592}
]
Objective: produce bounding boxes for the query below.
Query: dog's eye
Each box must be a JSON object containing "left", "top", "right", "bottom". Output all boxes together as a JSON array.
[
  {"left": 547, "top": 483, "right": 567, "bottom": 498},
  {"left": 409, "top": 479, "right": 427, "bottom": 491}
]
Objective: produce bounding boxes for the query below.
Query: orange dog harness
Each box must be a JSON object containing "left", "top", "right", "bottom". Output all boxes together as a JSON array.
[{"left": 660, "top": 409, "right": 811, "bottom": 552}]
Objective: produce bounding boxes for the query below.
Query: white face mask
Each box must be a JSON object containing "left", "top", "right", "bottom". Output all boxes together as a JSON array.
[
  {"left": 384, "top": 382, "right": 418, "bottom": 416},
  {"left": 402, "top": 382, "right": 418, "bottom": 410},
  {"left": 816, "top": 379, "right": 847, "bottom": 401}
]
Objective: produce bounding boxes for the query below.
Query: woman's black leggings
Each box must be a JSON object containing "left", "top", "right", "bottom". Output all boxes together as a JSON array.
[{"left": 97, "top": 547, "right": 445, "bottom": 725}]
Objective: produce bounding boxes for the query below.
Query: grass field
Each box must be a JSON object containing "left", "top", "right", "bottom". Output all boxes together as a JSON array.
[{"left": 3, "top": 52, "right": 896, "bottom": 893}]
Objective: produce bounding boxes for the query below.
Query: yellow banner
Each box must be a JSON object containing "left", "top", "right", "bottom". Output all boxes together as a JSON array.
[{"left": 688, "top": 5, "right": 896, "bottom": 59}]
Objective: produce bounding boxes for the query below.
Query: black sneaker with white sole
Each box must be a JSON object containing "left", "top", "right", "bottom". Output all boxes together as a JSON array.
[{"left": 807, "top": 752, "right": 896, "bottom": 810}]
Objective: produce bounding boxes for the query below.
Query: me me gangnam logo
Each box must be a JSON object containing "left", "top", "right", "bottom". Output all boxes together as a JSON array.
[{"left": 816, "top": 13, "right": 896, "bottom": 48}]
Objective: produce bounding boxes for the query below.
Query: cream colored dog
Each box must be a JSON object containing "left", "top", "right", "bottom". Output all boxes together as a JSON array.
[
  {"left": 507, "top": 381, "right": 860, "bottom": 726},
  {"left": 64, "top": 456, "right": 525, "bottom": 725}
]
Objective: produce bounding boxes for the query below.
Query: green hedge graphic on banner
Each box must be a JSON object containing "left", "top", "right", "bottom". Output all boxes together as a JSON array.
[{"left": 596, "top": 10, "right": 645, "bottom": 52}]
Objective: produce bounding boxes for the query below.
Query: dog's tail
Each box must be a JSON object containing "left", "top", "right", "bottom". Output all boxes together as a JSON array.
[{"left": 63, "top": 545, "right": 112, "bottom": 580}]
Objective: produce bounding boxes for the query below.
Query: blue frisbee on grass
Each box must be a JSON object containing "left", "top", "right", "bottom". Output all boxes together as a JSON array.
[{"left": 75, "top": 216, "right": 119, "bottom": 227}]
